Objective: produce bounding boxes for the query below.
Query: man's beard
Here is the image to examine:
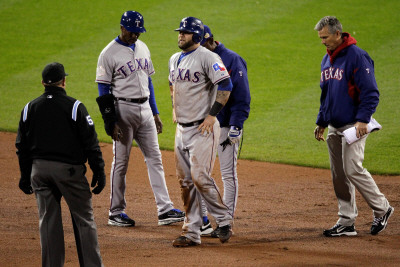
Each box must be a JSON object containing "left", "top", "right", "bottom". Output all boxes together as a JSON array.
[{"left": 178, "top": 39, "right": 195, "bottom": 50}]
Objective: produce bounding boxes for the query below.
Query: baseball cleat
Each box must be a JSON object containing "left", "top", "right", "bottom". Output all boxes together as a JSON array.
[
  {"left": 323, "top": 223, "right": 357, "bottom": 237},
  {"left": 108, "top": 213, "right": 135, "bottom": 227},
  {"left": 371, "top": 206, "right": 394, "bottom": 235},
  {"left": 210, "top": 225, "right": 221, "bottom": 238},
  {"left": 200, "top": 220, "right": 214, "bottom": 236},
  {"left": 158, "top": 209, "right": 185, "bottom": 225},
  {"left": 172, "top": 236, "right": 199, "bottom": 247},
  {"left": 218, "top": 224, "right": 232, "bottom": 243}
]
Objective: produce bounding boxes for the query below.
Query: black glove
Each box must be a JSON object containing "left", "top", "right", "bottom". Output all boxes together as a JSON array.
[
  {"left": 91, "top": 171, "right": 106, "bottom": 194},
  {"left": 19, "top": 177, "right": 33, "bottom": 195},
  {"left": 220, "top": 138, "right": 232, "bottom": 152},
  {"left": 104, "top": 121, "right": 116, "bottom": 136},
  {"left": 96, "top": 94, "right": 117, "bottom": 137}
]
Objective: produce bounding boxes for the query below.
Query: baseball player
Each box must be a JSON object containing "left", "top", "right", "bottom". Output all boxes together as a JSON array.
[
  {"left": 16, "top": 62, "right": 105, "bottom": 266},
  {"left": 96, "top": 11, "right": 184, "bottom": 227},
  {"left": 169, "top": 17, "right": 233, "bottom": 247},
  {"left": 314, "top": 16, "right": 393, "bottom": 236},
  {"left": 199, "top": 25, "right": 251, "bottom": 237}
]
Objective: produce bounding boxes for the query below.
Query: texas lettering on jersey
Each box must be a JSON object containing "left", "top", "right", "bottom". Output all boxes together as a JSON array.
[
  {"left": 321, "top": 67, "right": 344, "bottom": 82},
  {"left": 169, "top": 68, "right": 201, "bottom": 83},
  {"left": 116, "top": 58, "right": 150, "bottom": 77}
]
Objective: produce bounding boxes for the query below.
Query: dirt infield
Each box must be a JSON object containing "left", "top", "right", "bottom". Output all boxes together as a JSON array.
[{"left": 1, "top": 131, "right": 399, "bottom": 266}]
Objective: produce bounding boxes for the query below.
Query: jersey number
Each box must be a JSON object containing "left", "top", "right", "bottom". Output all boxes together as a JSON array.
[{"left": 86, "top": 115, "right": 94, "bottom": 126}]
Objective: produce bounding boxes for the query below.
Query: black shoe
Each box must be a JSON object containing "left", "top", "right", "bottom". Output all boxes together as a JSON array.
[
  {"left": 172, "top": 236, "right": 199, "bottom": 247},
  {"left": 200, "top": 220, "right": 214, "bottom": 236},
  {"left": 371, "top": 206, "right": 394, "bottom": 235},
  {"left": 218, "top": 225, "right": 232, "bottom": 243},
  {"left": 108, "top": 213, "right": 135, "bottom": 227},
  {"left": 158, "top": 209, "right": 185, "bottom": 225},
  {"left": 323, "top": 224, "right": 357, "bottom": 237},
  {"left": 210, "top": 226, "right": 221, "bottom": 238}
]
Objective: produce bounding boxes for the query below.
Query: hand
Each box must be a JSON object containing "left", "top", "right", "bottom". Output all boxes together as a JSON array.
[
  {"left": 314, "top": 125, "right": 325, "bottom": 141},
  {"left": 154, "top": 114, "right": 163, "bottom": 134},
  {"left": 354, "top": 122, "right": 368, "bottom": 138},
  {"left": 172, "top": 109, "right": 177, "bottom": 124},
  {"left": 19, "top": 177, "right": 33, "bottom": 195},
  {"left": 91, "top": 171, "right": 106, "bottom": 194},
  {"left": 228, "top": 126, "right": 242, "bottom": 144},
  {"left": 112, "top": 124, "right": 123, "bottom": 141},
  {"left": 198, "top": 115, "right": 217, "bottom": 135}
]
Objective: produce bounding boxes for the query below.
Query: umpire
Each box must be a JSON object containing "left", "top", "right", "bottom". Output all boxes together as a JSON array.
[{"left": 16, "top": 62, "right": 105, "bottom": 267}]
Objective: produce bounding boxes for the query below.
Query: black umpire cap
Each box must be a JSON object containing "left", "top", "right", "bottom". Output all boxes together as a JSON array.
[{"left": 42, "top": 62, "right": 68, "bottom": 84}]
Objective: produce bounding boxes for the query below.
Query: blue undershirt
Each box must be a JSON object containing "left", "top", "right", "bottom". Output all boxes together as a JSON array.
[
  {"left": 218, "top": 78, "right": 233, "bottom": 91},
  {"left": 177, "top": 49, "right": 196, "bottom": 66}
]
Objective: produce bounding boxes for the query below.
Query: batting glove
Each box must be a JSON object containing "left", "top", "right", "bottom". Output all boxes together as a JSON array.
[
  {"left": 228, "top": 126, "right": 242, "bottom": 144},
  {"left": 91, "top": 171, "right": 106, "bottom": 194}
]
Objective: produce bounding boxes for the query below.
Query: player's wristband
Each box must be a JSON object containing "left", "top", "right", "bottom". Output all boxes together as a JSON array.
[{"left": 209, "top": 101, "right": 224, "bottom": 116}]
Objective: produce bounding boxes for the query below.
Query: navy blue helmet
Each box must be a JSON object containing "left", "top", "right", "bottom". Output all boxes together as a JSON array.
[
  {"left": 175, "top": 17, "right": 204, "bottom": 43},
  {"left": 120, "top": 11, "right": 146, "bottom": 33}
]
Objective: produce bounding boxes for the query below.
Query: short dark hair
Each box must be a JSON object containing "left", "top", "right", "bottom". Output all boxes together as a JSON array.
[{"left": 43, "top": 79, "right": 64, "bottom": 87}]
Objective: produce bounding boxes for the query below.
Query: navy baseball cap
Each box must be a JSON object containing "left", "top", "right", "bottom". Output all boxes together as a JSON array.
[
  {"left": 42, "top": 62, "right": 68, "bottom": 84},
  {"left": 200, "top": 25, "right": 213, "bottom": 45}
]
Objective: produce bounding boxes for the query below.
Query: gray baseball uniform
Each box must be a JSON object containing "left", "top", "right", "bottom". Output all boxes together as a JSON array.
[
  {"left": 96, "top": 38, "right": 175, "bottom": 217},
  {"left": 169, "top": 46, "right": 232, "bottom": 243}
]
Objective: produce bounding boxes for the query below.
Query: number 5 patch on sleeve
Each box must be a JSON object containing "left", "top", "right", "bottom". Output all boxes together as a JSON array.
[{"left": 86, "top": 115, "right": 94, "bottom": 126}]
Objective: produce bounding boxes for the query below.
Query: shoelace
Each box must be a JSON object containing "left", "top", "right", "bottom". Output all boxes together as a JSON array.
[{"left": 372, "top": 217, "right": 383, "bottom": 226}]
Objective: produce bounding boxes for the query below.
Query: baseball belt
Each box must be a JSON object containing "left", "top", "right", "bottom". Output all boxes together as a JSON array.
[
  {"left": 179, "top": 119, "right": 204, "bottom": 128},
  {"left": 116, "top": 97, "right": 148, "bottom": 104}
]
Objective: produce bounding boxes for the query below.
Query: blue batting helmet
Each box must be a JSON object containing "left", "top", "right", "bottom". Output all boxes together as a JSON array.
[
  {"left": 175, "top": 17, "right": 204, "bottom": 43},
  {"left": 120, "top": 11, "right": 146, "bottom": 33}
]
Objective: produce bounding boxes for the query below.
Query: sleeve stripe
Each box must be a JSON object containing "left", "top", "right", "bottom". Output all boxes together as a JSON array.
[
  {"left": 72, "top": 100, "right": 81, "bottom": 121},
  {"left": 95, "top": 79, "right": 112, "bottom": 84},
  {"left": 23, "top": 102, "right": 30, "bottom": 122},
  {"left": 213, "top": 76, "right": 229, "bottom": 85}
]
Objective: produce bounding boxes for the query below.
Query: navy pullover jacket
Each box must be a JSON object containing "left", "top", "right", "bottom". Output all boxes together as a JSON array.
[
  {"left": 317, "top": 33, "right": 379, "bottom": 128},
  {"left": 214, "top": 42, "right": 250, "bottom": 129}
]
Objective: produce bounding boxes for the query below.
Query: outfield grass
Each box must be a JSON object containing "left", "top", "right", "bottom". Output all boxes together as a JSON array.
[{"left": 1, "top": 0, "right": 399, "bottom": 174}]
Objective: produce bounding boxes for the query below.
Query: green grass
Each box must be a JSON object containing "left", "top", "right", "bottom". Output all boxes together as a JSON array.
[{"left": 1, "top": 0, "right": 399, "bottom": 174}]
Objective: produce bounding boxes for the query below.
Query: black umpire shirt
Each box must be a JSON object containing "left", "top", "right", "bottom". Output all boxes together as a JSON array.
[{"left": 16, "top": 86, "right": 104, "bottom": 179}]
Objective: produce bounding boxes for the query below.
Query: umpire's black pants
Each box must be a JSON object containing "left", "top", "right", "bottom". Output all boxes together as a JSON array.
[{"left": 31, "top": 159, "right": 103, "bottom": 267}]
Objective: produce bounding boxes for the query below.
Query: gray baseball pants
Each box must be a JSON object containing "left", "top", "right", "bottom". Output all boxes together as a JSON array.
[
  {"left": 201, "top": 126, "right": 239, "bottom": 221},
  {"left": 175, "top": 121, "right": 231, "bottom": 244},
  {"left": 110, "top": 100, "right": 174, "bottom": 216},
  {"left": 326, "top": 124, "right": 390, "bottom": 226}
]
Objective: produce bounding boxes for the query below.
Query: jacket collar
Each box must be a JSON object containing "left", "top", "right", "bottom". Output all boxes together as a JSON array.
[
  {"left": 44, "top": 86, "right": 66, "bottom": 95},
  {"left": 327, "top": 32, "right": 357, "bottom": 63},
  {"left": 214, "top": 41, "right": 225, "bottom": 53}
]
